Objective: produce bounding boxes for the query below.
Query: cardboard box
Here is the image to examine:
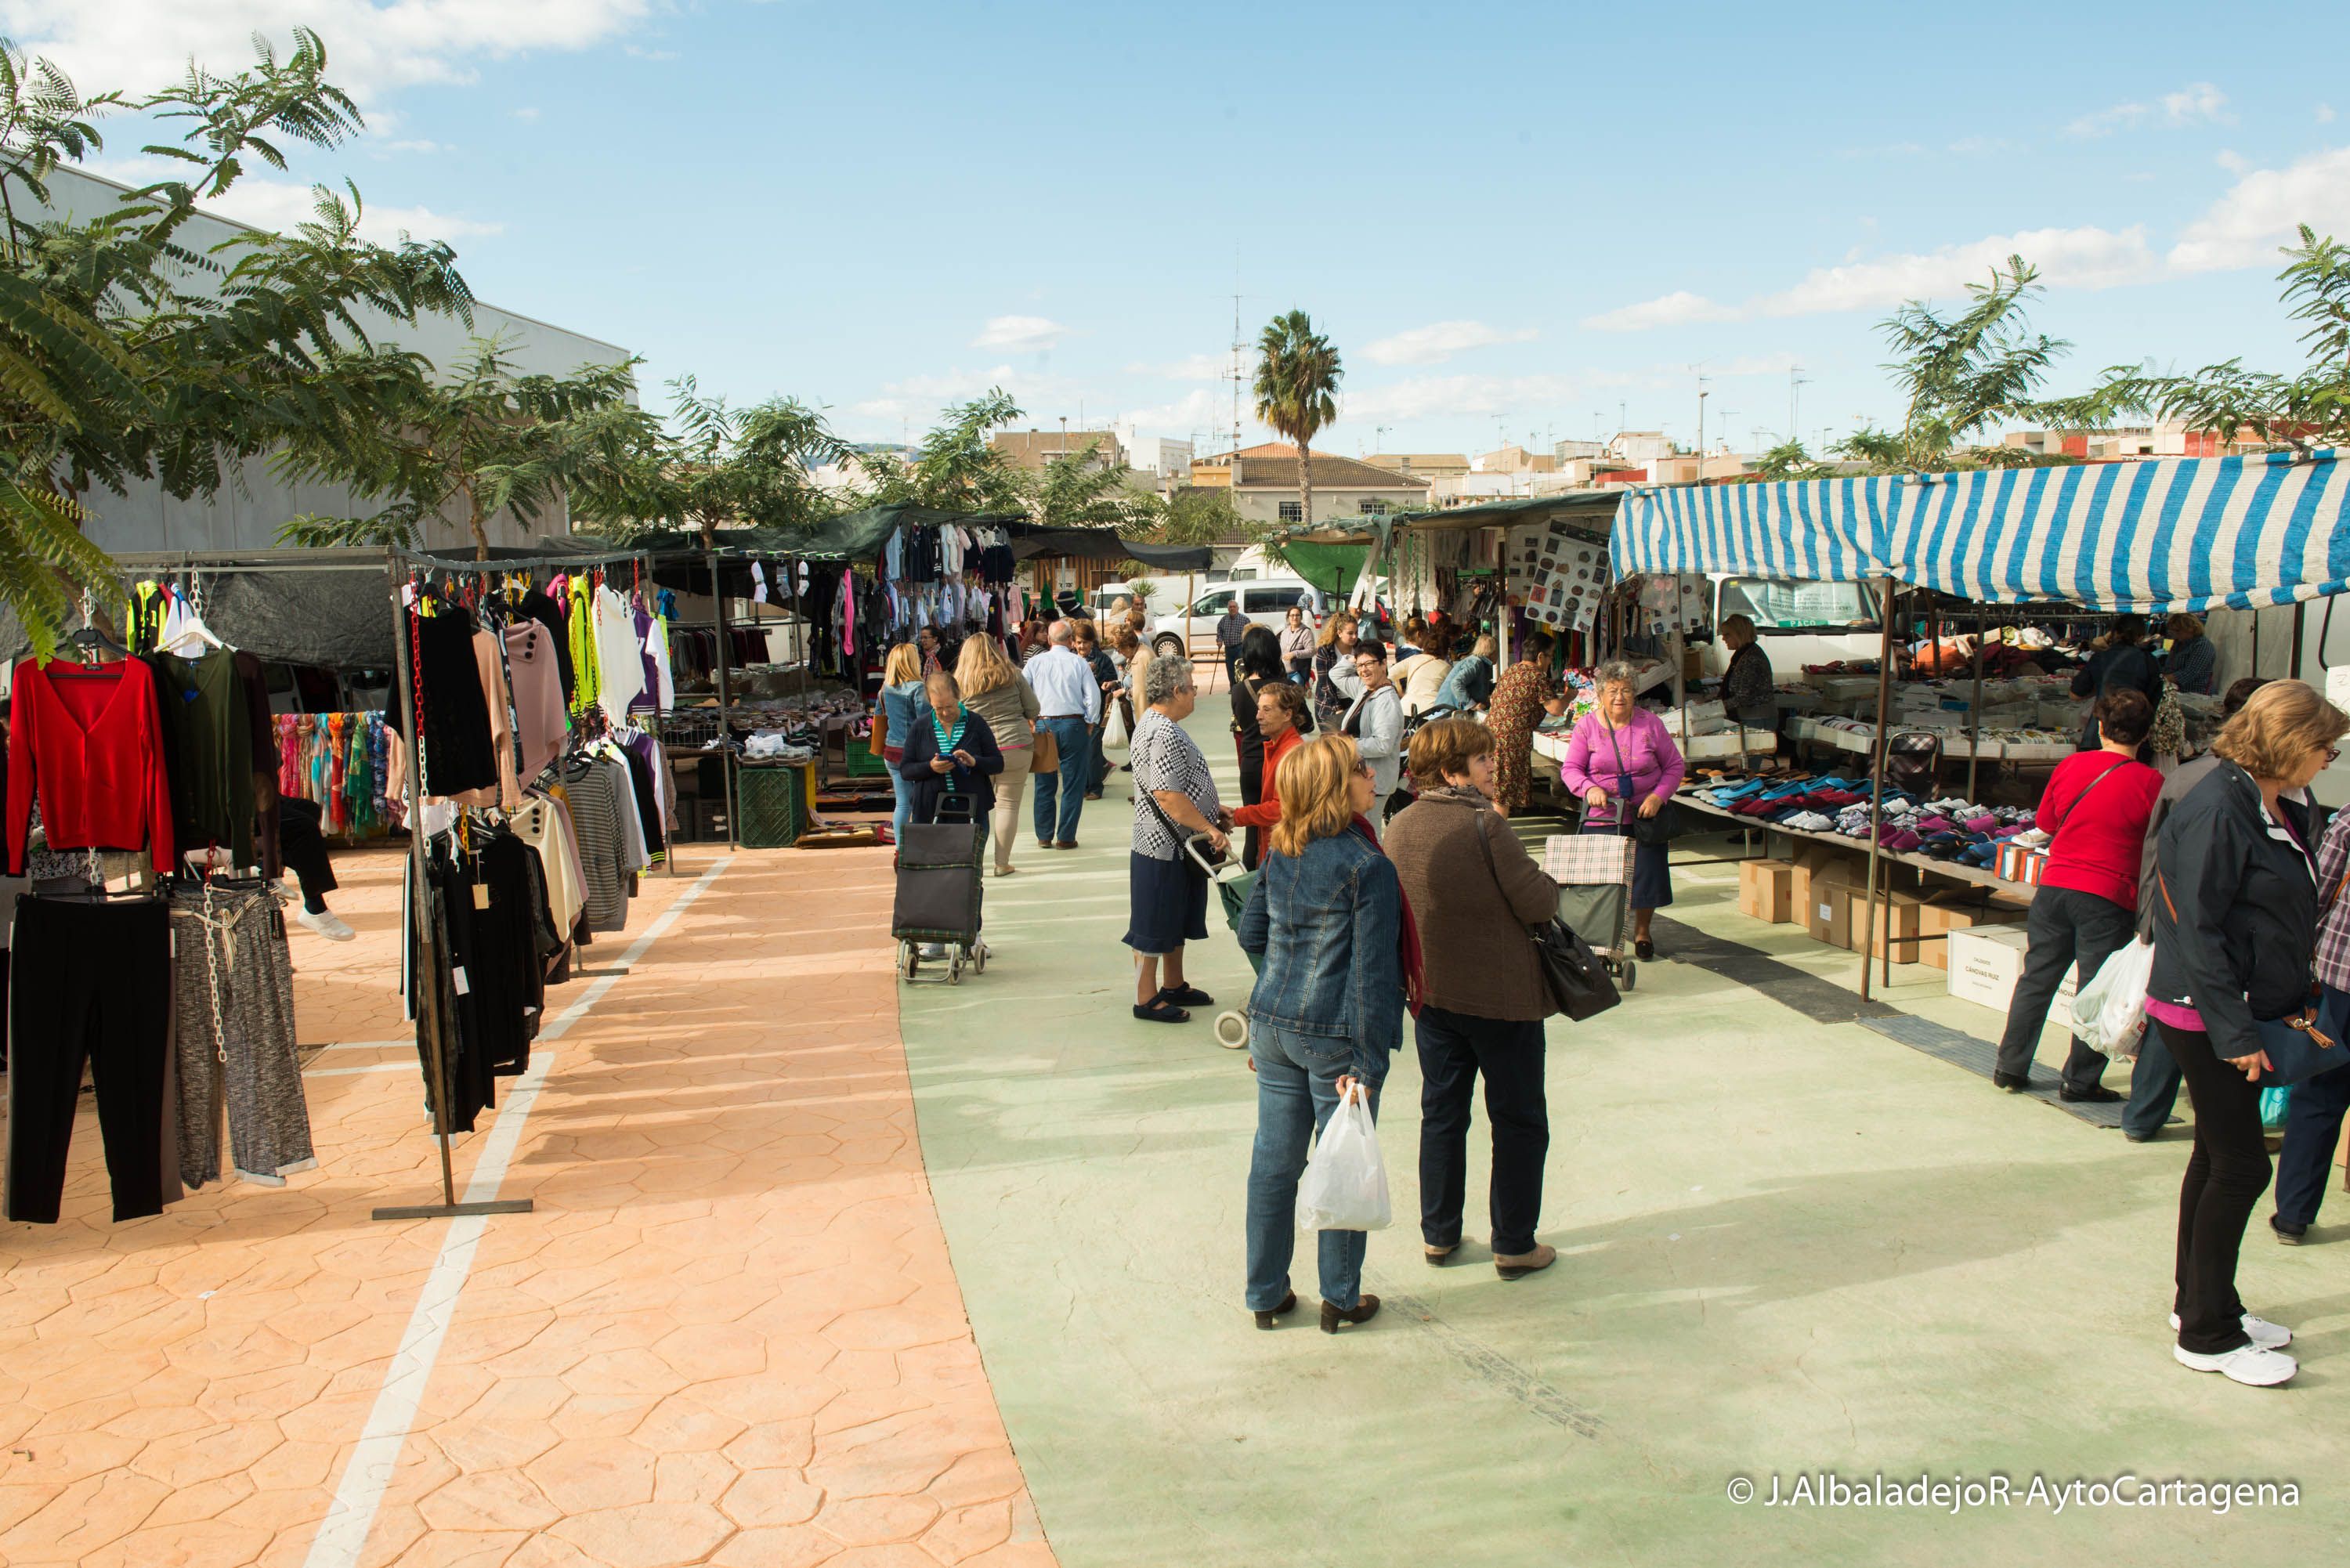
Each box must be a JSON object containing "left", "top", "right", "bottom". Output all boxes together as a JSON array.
[
  {"left": 1866, "top": 890, "right": 1926, "bottom": 964},
  {"left": 1917, "top": 892, "right": 2031, "bottom": 970},
  {"left": 1947, "top": 925, "right": 2073, "bottom": 1027},
  {"left": 1807, "top": 882, "right": 1864, "bottom": 951},
  {"left": 1738, "top": 858, "right": 1795, "bottom": 924}
]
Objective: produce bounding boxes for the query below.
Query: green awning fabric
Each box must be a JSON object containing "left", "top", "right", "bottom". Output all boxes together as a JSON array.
[{"left": 1277, "top": 542, "right": 1371, "bottom": 598}]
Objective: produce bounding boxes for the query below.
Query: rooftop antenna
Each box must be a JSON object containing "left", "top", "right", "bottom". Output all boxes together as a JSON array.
[
  {"left": 1375, "top": 424, "right": 1391, "bottom": 453},
  {"left": 1790, "top": 365, "right": 1810, "bottom": 445}
]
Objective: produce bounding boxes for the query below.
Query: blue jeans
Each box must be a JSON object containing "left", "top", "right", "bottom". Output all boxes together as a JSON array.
[
  {"left": 890, "top": 768, "right": 915, "bottom": 839},
  {"left": 1030, "top": 716, "right": 1091, "bottom": 844},
  {"left": 1245, "top": 1022, "right": 1383, "bottom": 1312},
  {"left": 2124, "top": 1026, "right": 2185, "bottom": 1139},
  {"left": 1087, "top": 722, "right": 1111, "bottom": 793},
  {"left": 2276, "top": 1055, "right": 2350, "bottom": 1228}
]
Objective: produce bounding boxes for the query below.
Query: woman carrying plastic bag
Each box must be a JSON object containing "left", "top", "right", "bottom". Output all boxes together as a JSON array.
[
  {"left": 1236, "top": 733, "right": 1413, "bottom": 1335},
  {"left": 2074, "top": 938, "right": 2157, "bottom": 1058},
  {"left": 1296, "top": 1082, "right": 1392, "bottom": 1232}
]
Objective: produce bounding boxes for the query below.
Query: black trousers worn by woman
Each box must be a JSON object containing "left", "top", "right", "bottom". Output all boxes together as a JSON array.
[
  {"left": 2162, "top": 1021, "right": 2269, "bottom": 1356},
  {"left": 1415, "top": 1005, "right": 1549, "bottom": 1256}
]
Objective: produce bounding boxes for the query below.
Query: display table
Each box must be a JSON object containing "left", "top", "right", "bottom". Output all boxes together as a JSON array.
[
  {"left": 1787, "top": 714, "right": 2072, "bottom": 764},
  {"left": 1674, "top": 787, "right": 2036, "bottom": 895},
  {"left": 1531, "top": 727, "right": 1777, "bottom": 768}
]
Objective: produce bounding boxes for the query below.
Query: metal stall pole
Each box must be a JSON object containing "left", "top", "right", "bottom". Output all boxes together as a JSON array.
[
  {"left": 1966, "top": 605, "right": 1987, "bottom": 800},
  {"left": 708, "top": 547, "right": 738, "bottom": 851},
  {"left": 374, "top": 552, "right": 531, "bottom": 1222},
  {"left": 1857, "top": 580, "right": 1901, "bottom": 1003}
]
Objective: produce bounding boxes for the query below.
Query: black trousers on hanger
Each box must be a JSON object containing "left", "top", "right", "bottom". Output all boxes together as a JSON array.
[{"left": 6, "top": 896, "right": 177, "bottom": 1223}]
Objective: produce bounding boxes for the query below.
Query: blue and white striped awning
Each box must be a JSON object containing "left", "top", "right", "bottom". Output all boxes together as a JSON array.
[{"left": 1609, "top": 450, "right": 2350, "bottom": 612}]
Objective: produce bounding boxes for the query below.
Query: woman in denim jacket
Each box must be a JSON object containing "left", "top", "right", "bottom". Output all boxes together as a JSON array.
[
  {"left": 1238, "top": 732, "right": 1408, "bottom": 1334},
  {"left": 874, "top": 643, "right": 931, "bottom": 840}
]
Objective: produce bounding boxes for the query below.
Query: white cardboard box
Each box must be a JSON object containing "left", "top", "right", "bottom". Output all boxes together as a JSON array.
[{"left": 1946, "top": 925, "right": 2074, "bottom": 1030}]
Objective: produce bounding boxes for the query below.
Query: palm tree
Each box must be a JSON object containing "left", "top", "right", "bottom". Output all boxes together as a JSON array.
[{"left": 1252, "top": 309, "right": 1342, "bottom": 530}]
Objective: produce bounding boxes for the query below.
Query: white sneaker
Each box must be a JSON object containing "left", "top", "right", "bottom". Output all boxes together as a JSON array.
[
  {"left": 2170, "top": 1311, "right": 2291, "bottom": 1349},
  {"left": 297, "top": 908, "right": 356, "bottom": 941},
  {"left": 2173, "top": 1341, "right": 2298, "bottom": 1386}
]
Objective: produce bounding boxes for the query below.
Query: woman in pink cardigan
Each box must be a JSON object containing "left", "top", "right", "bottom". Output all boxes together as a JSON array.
[{"left": 1560, "top": 660, "right": 1687, "bottom": 959}]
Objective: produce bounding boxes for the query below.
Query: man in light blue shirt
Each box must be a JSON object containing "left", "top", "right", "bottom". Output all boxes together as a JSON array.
[{"left": 1027, "top": 622, "right": 1101, "bottom": 848}]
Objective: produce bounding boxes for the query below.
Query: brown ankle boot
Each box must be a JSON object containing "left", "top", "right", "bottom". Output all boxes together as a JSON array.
[{"left": 1320, "top": 1294, "right": 1382, "bottom": 1332}]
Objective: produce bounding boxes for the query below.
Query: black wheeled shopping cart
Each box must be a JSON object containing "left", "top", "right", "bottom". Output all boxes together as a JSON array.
[
  {"left": 893, "top": 793, "right": 986, "bottom": 985},
  {"left": 1547, "top": 830, "right": 1637, "bottom": 992},
  {"left": 1191, "top": 834, "right": 1257, "bottom": 1050}
]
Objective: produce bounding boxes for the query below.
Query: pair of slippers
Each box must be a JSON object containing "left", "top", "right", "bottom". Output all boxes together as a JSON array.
[{"left": 1134, "top": 983, "right": 1214, "bottom": 1024}]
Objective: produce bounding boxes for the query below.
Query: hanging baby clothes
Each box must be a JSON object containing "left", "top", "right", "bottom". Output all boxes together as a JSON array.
[{"left": 168, "top": 880, "right": 314, "bottom": 1188}]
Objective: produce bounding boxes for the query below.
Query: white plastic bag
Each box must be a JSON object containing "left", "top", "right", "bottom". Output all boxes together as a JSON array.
[
  {"left": 1104, "top": 700, "right": 1130, "bottom": 749},
  {"left": 2074, "top": 938, "right": 2155, "bottom": 1058},
  {"left": 1295, "top": 1082, "right": 1391, "bottom": 1232}
]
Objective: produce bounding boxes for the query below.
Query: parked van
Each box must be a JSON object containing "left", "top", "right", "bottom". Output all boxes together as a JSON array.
[
  {"left": 1076, "top": 578, "right": 1184, "bottom": 623},
  {"left": 1694, "top": 575, "right": 1882, "bottom": 675},
  {"left": 1150, "top": 578, "right": 1329, "bottom": 659}
]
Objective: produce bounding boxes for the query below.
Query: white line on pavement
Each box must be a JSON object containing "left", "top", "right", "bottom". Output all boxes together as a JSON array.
[{"left": 299, "top": 856, "right": 733, "bottom": 1568}]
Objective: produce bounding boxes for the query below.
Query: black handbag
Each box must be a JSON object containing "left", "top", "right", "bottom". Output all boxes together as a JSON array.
[
  {"left": 1475, "top": 811, "right": 1621, "bottom": 1021},
  {"left": 1602, "top": 722, "right": 1685, "bottom": 846}
]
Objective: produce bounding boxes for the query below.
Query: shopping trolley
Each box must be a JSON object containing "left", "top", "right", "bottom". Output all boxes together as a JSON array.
[
  {"left": 893, "top": 793, "right": 987, "bottom": 985},
  {"left": 1546, "top": 830, "right": 1638, "bottom": 992},
  {"left": 1187, "top": 833, "right": 1257, "bottom": 1050}
]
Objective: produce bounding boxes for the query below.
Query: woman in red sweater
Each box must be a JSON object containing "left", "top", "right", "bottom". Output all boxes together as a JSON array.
[
  {"left": 1233, "top": 682, "right": 1308, "bottom": 870},
  {"left": 1994, "top": 688, "right": 2164, "bottom": 1100}
]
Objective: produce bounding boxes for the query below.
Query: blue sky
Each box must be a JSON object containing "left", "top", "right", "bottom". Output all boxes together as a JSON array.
[{"left": 22, "top": 0, "right": 2350, "bottom": 458}]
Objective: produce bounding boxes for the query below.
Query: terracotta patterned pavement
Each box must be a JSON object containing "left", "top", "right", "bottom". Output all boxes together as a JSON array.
[{"left": 0, "top": 846, "right": 1056, "bottom": 1567}]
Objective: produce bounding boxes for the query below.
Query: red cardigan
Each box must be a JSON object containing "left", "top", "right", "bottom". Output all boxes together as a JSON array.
[
  {"left": 1232, "top": 725, "right": 1304, "bottom": 830},
  {"left": 7, "top": 659, "right": 176, "bottom": 875}
]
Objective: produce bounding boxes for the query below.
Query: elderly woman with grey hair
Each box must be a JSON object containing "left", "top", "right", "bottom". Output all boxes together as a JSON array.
[
  {"left": 1125, "top": 654, "right": 1235, "bottom": 1024},
  {"left": 1560, "top": 659, "right": 1687, "bottom": 959}
]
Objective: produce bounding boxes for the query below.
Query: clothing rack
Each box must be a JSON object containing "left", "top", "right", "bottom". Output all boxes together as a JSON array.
[{"left": 377, "top": 543, "right": 651, "bottom": 1222}]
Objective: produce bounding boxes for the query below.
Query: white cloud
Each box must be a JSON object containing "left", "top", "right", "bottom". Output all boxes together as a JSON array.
[
  {"left": 844, "top": 363, "right": 1084, "bottom": 433},
  {"left": 1708, "top": 352, "right": 1803, "bottom": 378},
  {"left": 511, "top": 107, "right": 541, "bottom": 121},
  {"left": 1361, "top": 319, "right": 1538, "bottom": 367},
  {"left": 83, "top": 155, "right": 501, "bottom": 244},
  {"left": 382, "top": 139, "right": 447, "bottom": 154},
  {"left": 1586, "top": 226, "right": 2157, "bottom": 331},
  {"left": 2320, "top": 104, "right": 2338, "bottom": 125},
  {"left": 971, "top": 315, "right": 1068, "bottom": 352},
  {"left": 2161, "top": 81, "right": 2229, "bottom": 125},
  {"left": 2171, "top": 145, "right": 2350, "bottom": 272},
  {"left": 1344, "top": 370, "right": 1640, "bottom": 425},
  {"left": 1580, "top": 290, "right": 1736, "bottom": 332},
  {"left": 0, "top": 1, "right": 655, "bottom": 99},
  {"left": 2067, "top": 80, "right": 2229, "bottom": 137},
  {"left": 1755, "top": 225, "right": 2157, "bottom": 316},
  {"left": 1124, "top": 352, "right": 1225, "bottom": 381}
]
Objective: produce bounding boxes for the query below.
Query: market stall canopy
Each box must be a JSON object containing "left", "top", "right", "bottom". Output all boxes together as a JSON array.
[
  {"left": 1394, "top": 491, "right": 1624, "bottom": 536},
  {"left": 1006, "top": 527, "right": 1212, "bottom": 571},
  {"left": 1611, "top": 450, "right": 2350, "bottom": 612}
]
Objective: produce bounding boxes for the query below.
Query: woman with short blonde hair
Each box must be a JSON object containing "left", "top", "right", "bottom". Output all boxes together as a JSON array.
[{"left": 1238, "top": 731, "right": 1411, "bottom": 1333}]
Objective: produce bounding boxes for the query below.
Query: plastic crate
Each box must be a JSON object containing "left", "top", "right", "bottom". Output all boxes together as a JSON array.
[
  {"left": 843, "top": 739, "right": 889, "bottom": 778},
  {"left": 736, "top": 765, "right": 805, "bottom": 848}
]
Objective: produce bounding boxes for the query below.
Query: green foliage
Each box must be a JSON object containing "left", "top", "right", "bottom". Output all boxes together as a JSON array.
[
  {"left": 1753, "top": 439, "right": 1835, "bottom": 482},
  {"left": 0, "top": 28, "right": 486, "bottom": 651},
  {"left": 279, "top": 335, "right": 655, "bottom": 555},
  {"left": 855, "top": 388, "right": 1028, "bottom": 513},
  {"left": 2081, "top": 227, "right": 2350, "bottom": 455},
  {"left": 1027, "top": 439, "right": 1157, "bottom": 532},
  {"left": 572, "top": 375, "right": 852, "bottom": 547},
  {"left": 1844, "top": 255, "right": 2069, "bottom": 471},
  {"left": 1253, "top": 309, "right": 1343, "bottom": 524}
]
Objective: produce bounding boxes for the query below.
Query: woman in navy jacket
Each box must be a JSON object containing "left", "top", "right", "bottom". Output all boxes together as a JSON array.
[{"left": 897, "top": 672, "right": 1004, "bottom": 851}]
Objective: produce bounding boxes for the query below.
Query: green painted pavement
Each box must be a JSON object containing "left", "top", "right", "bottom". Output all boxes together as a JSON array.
[{"left": 898, "top": 708, "right": 2350, "bottom": 1566}]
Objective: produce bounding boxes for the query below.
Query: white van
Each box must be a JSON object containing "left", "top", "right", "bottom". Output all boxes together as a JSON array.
[
  {"left": 1696, "top": 576, "right": 1883, "bottom": 675},
  {"left": 1151, "top": 578, "right": 1329, "bottom": 659}
]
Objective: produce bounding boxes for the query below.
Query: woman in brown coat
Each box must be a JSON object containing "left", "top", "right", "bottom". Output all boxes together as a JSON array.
[{"left": 1384, "top": 718, "right": 1560, "bottom": 1281}]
